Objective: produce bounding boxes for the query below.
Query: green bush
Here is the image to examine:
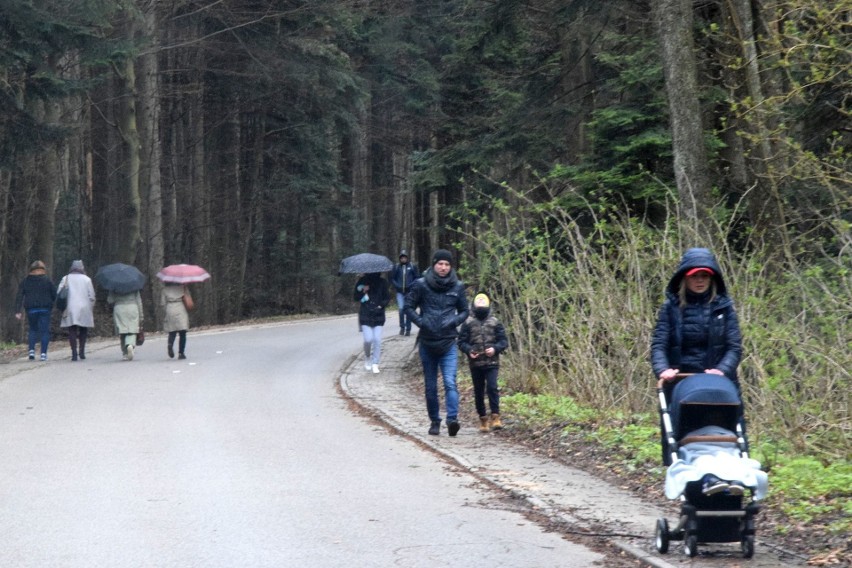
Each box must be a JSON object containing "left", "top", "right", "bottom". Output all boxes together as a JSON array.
[{"left": 455, "top": 192, "right": 851, "bottom": 463}]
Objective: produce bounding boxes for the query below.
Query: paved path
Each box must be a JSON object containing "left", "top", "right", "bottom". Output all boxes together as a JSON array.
[{"left": 341, "top": 334, "right": 807, "bottom": 568}]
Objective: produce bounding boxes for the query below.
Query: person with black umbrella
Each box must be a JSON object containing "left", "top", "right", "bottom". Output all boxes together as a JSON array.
[
  {"left": 353, "top": 272, "right": 390, "bottom": 373},
  {"left": 107, "top": 289, "right": 143, "bottom": 361}
]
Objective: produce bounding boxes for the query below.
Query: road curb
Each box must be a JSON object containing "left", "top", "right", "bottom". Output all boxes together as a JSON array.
[{"left": 338, "top": 337, "right": 666, "bottom": 566}]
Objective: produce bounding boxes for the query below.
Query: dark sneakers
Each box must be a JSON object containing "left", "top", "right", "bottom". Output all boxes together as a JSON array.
[
  {"left": 428, "top": 421, "right": 441, "bottom": 436},
  {"left": 447, "top": 420, "right": 460, "bottom": 437}
]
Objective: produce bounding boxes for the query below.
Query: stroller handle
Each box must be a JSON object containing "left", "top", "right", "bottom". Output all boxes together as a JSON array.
[{"left": 656, "top": 372, "right": 695, "bottom": 390}]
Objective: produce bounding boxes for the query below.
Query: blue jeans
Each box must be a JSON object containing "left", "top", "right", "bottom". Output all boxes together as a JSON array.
[
  {"left": 396, "top": 292, "right": 411, "bottom": 331},
  {"left": 361, "top": 325, "right": 383, "bottom": 364},
  {"left": 418, "top": 343, "right": 459, "bottom": 422},
  {"left": 26, "top": 309, "right": 51, "bottom": 354}
]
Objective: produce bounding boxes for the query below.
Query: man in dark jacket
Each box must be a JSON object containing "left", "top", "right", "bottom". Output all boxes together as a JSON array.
[
  {"left": 390, "top": 250, "right": 419, "bottom": 336},
  {"left": 14, "top": 260, "right": 57, "bottom": 361},
  {"left": 405, "top": 249, "right": 469, "bottom": 436}
]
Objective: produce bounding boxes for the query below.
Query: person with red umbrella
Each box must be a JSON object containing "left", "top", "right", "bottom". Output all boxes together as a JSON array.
[
  {"left": 156, "top": 264, "right": 208, "bottom": 360},
  {"left": 161, "top": 283, "right": 192, "bottom": 359}
]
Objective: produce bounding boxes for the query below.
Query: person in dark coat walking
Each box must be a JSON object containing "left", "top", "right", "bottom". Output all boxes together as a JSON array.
[
  {"left": 650, "top": 247, "right": 743, "bottom": 464},
  {"left": 354, "top": 272, "right": 390, "bottom": 373},
  {"left": 391, "top": 250, "right": 420, "bottom": 336},
  {"left": 14, "top": 260, "right": 57, "bottom": 361},
  {"left": 458, "top": 292, "right": 509, "bottom": 432},
  {"left": 404, "top": 249, "right": 469, "bottom": 437}
]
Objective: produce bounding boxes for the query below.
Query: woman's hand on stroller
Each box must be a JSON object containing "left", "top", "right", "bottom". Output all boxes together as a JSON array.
[
  {"left": 660, "top": 368, "right": 679, "bottom": 381},
  {"left": 657, "top": 368, "right": 679, "bottom": 388}
]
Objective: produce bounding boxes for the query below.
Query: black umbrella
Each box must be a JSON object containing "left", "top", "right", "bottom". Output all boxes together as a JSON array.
[
  {"left": 95, "top": 263, "right": 146, "bottom": 294},
  {"left": 338, "top": 253, "right": 394, "bottom": 275}
]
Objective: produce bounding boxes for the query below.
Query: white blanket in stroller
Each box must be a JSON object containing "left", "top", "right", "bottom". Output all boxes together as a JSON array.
[{"left": 664, "top": 426, "right": 769, "bottom": 500}]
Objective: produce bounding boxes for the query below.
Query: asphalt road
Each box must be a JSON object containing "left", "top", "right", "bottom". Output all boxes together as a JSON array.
[{"left": 0, "top": 317, "right": 608, "bottom": 567}]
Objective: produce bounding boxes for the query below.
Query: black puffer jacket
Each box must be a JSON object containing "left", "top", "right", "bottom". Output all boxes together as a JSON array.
[
  {"left": 404, "top": 269, "right": 469, "bottom": 354},
  {"left": 354, "top": 273, "right": 390, "bottom": 327},
  {"left": 650, "top": 248, "right": 742, "bottom": 385}
]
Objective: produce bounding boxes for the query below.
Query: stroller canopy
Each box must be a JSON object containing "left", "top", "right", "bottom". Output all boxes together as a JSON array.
[{"left": 670, "top": 374, "right": 742, "bottom": 440}]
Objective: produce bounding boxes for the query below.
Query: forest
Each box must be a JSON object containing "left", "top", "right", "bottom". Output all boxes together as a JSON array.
[{"left": 1, "top": 0, "right": 850, "bottom": 555}]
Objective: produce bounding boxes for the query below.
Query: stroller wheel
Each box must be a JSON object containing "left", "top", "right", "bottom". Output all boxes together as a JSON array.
[
  {"left": 684, "top": 534, "right": 698, "bottom": 557},
  {"left": 654, "top": 518, "right": 670, "bottom": 554},
  {"left": 742, "top": 535, "right": 755, "bottom": 558}
]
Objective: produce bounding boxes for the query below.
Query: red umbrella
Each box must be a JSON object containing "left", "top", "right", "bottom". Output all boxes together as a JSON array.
[{"left": 156, "top": 264, "right": 211, "bottom": 284}]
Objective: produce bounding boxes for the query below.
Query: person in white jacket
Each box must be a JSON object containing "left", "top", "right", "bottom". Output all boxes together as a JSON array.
[{"left": 58, "top": 260, "right": 97, "bottom": 361}]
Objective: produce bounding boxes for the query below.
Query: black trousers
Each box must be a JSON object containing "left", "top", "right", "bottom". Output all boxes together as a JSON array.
[
  {"left": 471, "top": 366, "right": 500, "bottom": 417},
  {"left": 168, "top": 330, "right": 187, "bottom": 353}
]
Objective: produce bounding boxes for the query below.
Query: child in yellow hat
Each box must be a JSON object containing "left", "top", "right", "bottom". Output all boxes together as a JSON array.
[{"left": 458, "top": 292, "right": 509, "bottom": 432}]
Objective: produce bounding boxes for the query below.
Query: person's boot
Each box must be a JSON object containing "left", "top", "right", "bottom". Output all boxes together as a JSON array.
[
  {"left": 447, "top": 420, "right": 460, "bottom": 437},
  {"left": 168, "top": 344, "right": 175, "bottom": 359},
  {"left": 490, "top": 414, "right": 503, "bottom": 430},
  {"left": 70, "top": 339, "right": 78, "bottom": 361},
  {"left": 399, "top": 328, "right": 405, "bottom": 336},
  {"left": 79, "top": 338, "right": 86, "bottom": 360},
  {"left": 428, "top": 421, "right": 441, "bottom": 436},
  {"left": 479, "top": 416, "right": 490, "bottom": 433}
]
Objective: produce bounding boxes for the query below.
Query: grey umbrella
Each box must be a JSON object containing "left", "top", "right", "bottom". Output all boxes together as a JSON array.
[
  {"left": 95, "top": 263, "right": 146, "bottom": 294},
  {"left": 338, "top": 253, "right": 394, "bottom": 275}
]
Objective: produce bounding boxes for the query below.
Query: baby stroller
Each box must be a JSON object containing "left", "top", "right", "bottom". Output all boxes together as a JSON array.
[{"left": 654, "top": 373, "right": 761, "bottom": 558}]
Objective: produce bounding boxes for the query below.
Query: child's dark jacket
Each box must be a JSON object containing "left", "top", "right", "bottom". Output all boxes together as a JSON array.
[{"left": 458, "top": 313, "right": 508, "bottom": 369}]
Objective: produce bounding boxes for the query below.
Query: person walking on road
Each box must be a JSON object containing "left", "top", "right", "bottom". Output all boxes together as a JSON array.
[
  {"left": 14, "top": 260, "right": 56, "bottom": 361},
  {"left": 405, "top": 249, "right": 469, "bottom": 437},
  {"left": 108, "top": 289, "right": 143, "bottom": 361},
  {"left": 650, "top": 247, "right": 743, "bottom": 464},
  {"left": 354, "top": 272, "right": 390, "bottom": 373},
  {"left": 391, "top": 250, "right": 419, "bottom": 336},
  {"left": 58, "top": 260, "right": 96, "bottom": 361},
  {"left": 161, "top": 283, "right": 192, "bottom": 359},
  {"left": 458, "top": 292, "right": 509, "bottom": 432}
]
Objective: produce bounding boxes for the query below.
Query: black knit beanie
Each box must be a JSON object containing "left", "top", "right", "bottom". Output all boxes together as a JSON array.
[{"left": 431, "top": 249, "right": 453, "bottom": 266}]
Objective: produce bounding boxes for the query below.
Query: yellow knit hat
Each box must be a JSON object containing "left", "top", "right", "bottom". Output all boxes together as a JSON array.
[{"left": 473, "top": 293, "right": 490, "bottom": 308}]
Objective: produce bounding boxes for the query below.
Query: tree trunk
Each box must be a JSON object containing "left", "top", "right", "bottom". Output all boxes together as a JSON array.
[
  {"left": 653, "top": 0, "right": 714, "bottom": 243},
  {"left": 116, "top": 50, "right": 142, "bottom": 264},
  {"left": 137, "top": 2, "right": 164, "bottom": 325},
  {"left": 351, "top": 99, "right": 371, "bottom": 250},
  {"left": 728, "top": 0, "right": 792, "bottom": 259},
  {"left": 32, "top": 97, "right": 61, "bottom": 271}
]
